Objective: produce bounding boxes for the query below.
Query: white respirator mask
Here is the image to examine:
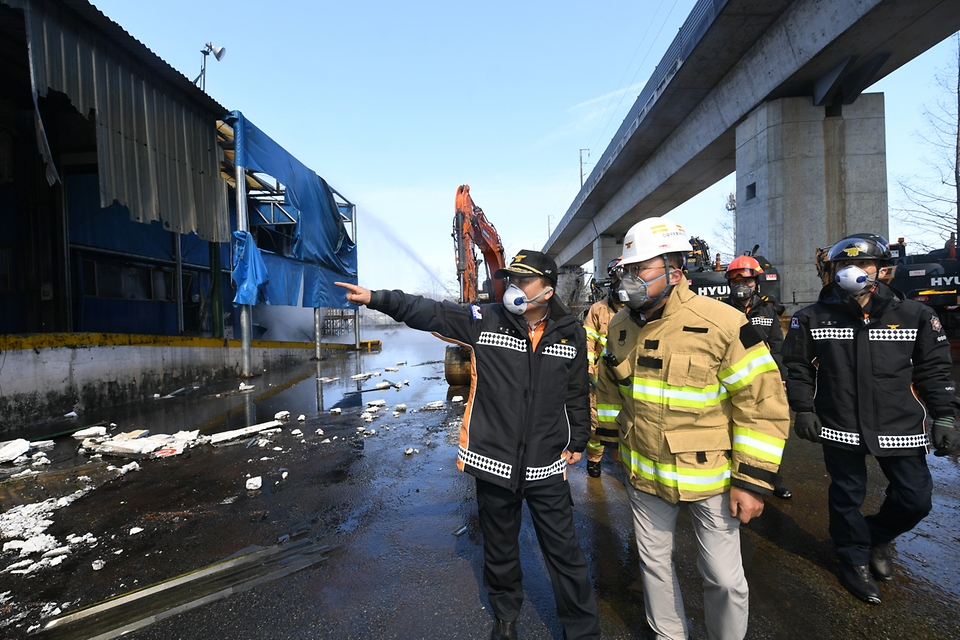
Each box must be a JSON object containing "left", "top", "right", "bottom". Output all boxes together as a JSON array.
[
  {"left": 503, "top": 284, "right": 552, "bottom": 315},
  {"left": 835, "top": 265, "right": 877, "bottom": 296}
]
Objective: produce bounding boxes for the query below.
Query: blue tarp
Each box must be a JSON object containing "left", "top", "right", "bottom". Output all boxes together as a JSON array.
[
  {"left": 226, "top": 111, "right": 358, "bottom": 308},
  {"left": 232, "top": 231, "right": 268, "bottom": 305}
]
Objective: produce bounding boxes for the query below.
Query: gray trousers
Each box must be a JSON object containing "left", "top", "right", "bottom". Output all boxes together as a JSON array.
[{"left": 626, "top": 485, "right": 749, "bottom": 640}]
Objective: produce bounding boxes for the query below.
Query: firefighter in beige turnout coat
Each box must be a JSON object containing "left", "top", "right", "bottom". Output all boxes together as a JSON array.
[{"left": 596, "top": 217, "right": 791, "bottom": 640}]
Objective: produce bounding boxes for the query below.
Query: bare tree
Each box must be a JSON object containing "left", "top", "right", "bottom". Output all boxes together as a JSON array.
[
  {"left": 711, "top": 192, "right": 737, "bottom": 262},
  {"left": 894, "top": 33, "right": 960, "bottom": 252},
  {"left": 413, "top": 265, "right": 457, "bottom": 301}
]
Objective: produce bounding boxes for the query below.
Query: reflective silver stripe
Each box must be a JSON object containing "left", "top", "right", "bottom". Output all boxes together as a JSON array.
[
  {"left": 542, "top": 343, "right": 578, "bottom": 359},
  {"left": 810, "top": 328, "right": 855, "bottom": 340},
  {"left": 526, "top": 458, "right": 567, "bottom": 481},
  {"left": 477, "top": 331, "right": 526, "bottom": 352},
  {"left": 820, "top": 427, "right": 860, "bottom": 445},
  {"left": 878, "top": 433, "right": 929, "bottom": 448},
  {"left": 751, "top": 317, "right": 773, "bottom": 327},
  {"left": 868, "top": 328, "right": 918, "bottom": 341},
  {"left": 458, "top": 446, "right": 512, "bottom": 479}
]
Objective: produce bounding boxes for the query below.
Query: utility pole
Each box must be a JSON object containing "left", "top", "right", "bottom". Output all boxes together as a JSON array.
[{"left": 579, "top": 149, "right": 590, "bottom": 187}]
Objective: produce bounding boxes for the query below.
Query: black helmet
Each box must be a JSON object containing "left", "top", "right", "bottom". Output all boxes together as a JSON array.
[
  {"left": 826, "top": 233, "right": 892, "bottom": 264},
  {"left": 607, "top": 256, "right": 622, "bottom": 279}
]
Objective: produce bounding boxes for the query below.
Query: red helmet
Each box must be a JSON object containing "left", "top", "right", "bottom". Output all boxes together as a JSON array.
[{"left": 725, "top": 255, "right": 764, "bottom": 280}]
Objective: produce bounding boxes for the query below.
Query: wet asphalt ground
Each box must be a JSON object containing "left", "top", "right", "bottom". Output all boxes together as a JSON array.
[{"left": 1, "top": 324, "right": 960, "bottom": 639}]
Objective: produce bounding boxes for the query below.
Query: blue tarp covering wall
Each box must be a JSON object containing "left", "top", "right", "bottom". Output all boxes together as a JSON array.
[{"left": 225, "top": 111, "right": 358, "bottom": 309}]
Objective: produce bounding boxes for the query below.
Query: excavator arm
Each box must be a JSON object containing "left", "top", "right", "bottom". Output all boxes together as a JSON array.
[{"left": 453, "top": 185, "right": 506, "bottom": 304}]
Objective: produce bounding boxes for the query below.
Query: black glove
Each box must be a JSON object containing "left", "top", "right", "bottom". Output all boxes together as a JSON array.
[
  {"left": 932, "top": 416, "right": 960, "bottom": 456},
  {"left": 793, "top": 412, "right": 822, "bottom": 442}
]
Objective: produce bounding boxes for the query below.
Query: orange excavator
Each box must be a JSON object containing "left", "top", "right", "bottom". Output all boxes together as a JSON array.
[
  {"left": 445, "top": 185, "right": 507, "bottom": 385},
  {"left": 453, "top": 184, "right": 507, "bottom": 304}
]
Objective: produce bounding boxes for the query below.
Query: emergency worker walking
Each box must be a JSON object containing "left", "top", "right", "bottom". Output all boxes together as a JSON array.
[
  {"left": 782, "top": 233, "right": 960, "bottom": 605},
  {"left": 595, "top": 217, "right": 790, "bottom": 640},
  {"left": 582, "top": 256, "right": 624, "bottom": 478},
  {"left": 335, "top": 249, "right": 600, "bottom": 640},
  {"left": 723, "top": 255, "right": 793, "bottom": 500}
]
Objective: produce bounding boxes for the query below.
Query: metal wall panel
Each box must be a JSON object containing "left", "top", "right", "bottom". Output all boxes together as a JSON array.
[{"left": 4, "top": 0, "right": 229, "bottom": 242}]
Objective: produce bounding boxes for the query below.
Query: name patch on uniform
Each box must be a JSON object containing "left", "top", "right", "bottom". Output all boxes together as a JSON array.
[
  {"left": 682, "top": 326, "right": 708, "bottom": 333},
  {"left": 637, "top": 356, "right": 663, "bottom": 369},
  {"left": 789, "top": 316, "right": 800, "bottom": 330},
  {"left": 644, "top": 340, "right": 659, "bottom": 350}
]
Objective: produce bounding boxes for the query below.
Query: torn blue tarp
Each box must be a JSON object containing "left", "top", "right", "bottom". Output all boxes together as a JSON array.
[
  {"left": 259, "top": 253, "right": 356, "bottom": 308},
  {"left": 232, "top": 231, "right": 268, "bottom": 305},
  {"left": 226, "top": 111, "right": 358, "bottom": 308}
]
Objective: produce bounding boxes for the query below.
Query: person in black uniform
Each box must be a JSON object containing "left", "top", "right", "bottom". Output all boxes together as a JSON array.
[
  {"left": 723, "top": 254, "right": 792, "bottom": 500},
  {"left": 336, "top": 250, "right": 600, "bottom": 640},
  {"left": 782, "top": 233, "right": 960, "bottom": 605}
]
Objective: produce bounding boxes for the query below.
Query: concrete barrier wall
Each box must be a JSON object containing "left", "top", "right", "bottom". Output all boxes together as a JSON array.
[{"left": 0, "top": 334, "right": 340, "bottom": 431}]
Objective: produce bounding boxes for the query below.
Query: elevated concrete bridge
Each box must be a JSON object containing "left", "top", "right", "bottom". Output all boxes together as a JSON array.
[{"left": 545, "top": 0, "right": 960, "bottom": 305}]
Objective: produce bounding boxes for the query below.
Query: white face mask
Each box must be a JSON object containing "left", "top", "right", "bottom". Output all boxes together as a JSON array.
[
  {"left": 503, "top": 283, "right": 552, "bottom": 315},
  {"left": 835, "top": 265, "right": 877, "bottom": 296}
]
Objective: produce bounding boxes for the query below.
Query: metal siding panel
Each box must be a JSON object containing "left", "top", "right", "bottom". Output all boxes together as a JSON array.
[{"left": 14, "top": 0, "right": 228, "bottom": 242}]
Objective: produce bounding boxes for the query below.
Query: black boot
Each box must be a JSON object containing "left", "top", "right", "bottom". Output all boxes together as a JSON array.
[
  {"left": 870, "top": 544, "right": 894, "bottom": 581},
  {"left": 491, "top": 618, "right": 518, "bottom": 640},
  {"left": 838, "top": 563, "right": 881, "bottom": 604},
  {"left": 586, "top": 460, "right": 602, "bottom": 478}
]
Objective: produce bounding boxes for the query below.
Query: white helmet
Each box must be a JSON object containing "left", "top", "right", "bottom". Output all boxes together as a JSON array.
[{"left": 620, "top": 217, "right": 690, "bottom": 265}]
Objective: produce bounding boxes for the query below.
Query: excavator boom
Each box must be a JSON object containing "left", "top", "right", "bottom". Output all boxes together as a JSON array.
[{"left": 453, "top": 185, "right": 506, "bottom": 304}]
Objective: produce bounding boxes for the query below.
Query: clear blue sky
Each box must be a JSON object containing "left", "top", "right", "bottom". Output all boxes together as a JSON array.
[{"left": 90, "top": 0, "right": 958, "bottom": 295}]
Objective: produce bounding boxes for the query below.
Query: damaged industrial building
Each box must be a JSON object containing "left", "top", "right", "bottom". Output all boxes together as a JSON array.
[{"left": 0, "top": 0, "right": 361, "bottom": 430}]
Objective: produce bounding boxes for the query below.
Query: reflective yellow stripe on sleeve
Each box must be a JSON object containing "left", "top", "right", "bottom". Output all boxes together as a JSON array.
[
  {"left": 719, "top": 346, "right": 779, "bottom": 392},
  {"left": 619, "top": 444, "right": 732, "bottom": 491},
  {"left": 584, "top": 326, "right": 602, "bottom": 342},
  {"left": 621, "top": 378, "right": 730, "bottom": 409},
  {"left": 732, "top": 426, "right": 785, "bottom": 464},
  {"left": 597, "top": 403, "right": 621, "bottom": 423},
  {"left": 586, "top": 352, "right": 598, "bottom": 364}
]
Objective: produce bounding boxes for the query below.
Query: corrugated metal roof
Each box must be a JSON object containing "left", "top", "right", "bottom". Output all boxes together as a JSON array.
[{"left": 2, "top": 0, "right": 230, "bottom": 242}]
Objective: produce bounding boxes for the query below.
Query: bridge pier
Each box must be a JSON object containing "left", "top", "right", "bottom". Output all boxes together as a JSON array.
[
  {"left": 592, "top": 235, "right": 621, "bottom": 280},
  {"left": 735, "top": 94, "right": 888, "bottom": 310}
]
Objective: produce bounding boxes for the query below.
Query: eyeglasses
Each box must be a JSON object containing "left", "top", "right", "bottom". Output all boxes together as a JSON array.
[{"left": 617, "top": 264, "right": 668, "bottom": 278}]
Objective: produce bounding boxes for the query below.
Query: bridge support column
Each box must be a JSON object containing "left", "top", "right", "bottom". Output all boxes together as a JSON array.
[
  {"left": 735, "top": 93, "right": 888, "bottom": 310},
  {"left": 592, "top": 235, "right": 621, "bottom": 280}
]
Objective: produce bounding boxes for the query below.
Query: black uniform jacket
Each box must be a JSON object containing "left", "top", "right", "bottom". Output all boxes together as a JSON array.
[
  {"left": 368, "top": 290, "right": 590, "bottom": 491},
  {"left": 782, "top": 282, "right": 958, "bottom": 456},
  {"left": 725, "top": 295, "right": 786, "bottom": 379}
]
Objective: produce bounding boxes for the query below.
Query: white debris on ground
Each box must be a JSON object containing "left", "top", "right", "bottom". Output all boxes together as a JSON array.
[
  {"left": 274, "top": 411, "right": 291, "bottom": 421},
  {"left": 129, "top": 527, "right": 143, "bottom": 535},
  {"left": 423, "top": 401, "right": 445, "bottom": 410},
  {"left": 394, "top": 404, "right": 407, "bottom": 413},
  {"left": 290, "top": 429, "right": 303, "bottom": 436},
  {"left": 396, "top": 361, "right": 406, "bottom": 366},
  {"left": 72, "top": 426, "right": 107, "bottom": 439},
  {"left": 366, "top": 399, "right": 387, "bottom": 408},
  {"left": 384, "top": 367, "right": 399, "bottom": 372},
  {"left": 0, "top": 490, "right": 101, "bottom": 576},
  {"left": 350, "top": 372, "right": 372, "bottom": 381},
  {"left": 239, "top": 382, "right": 255, "bottom": 392},
  {"left": 451, "top": 396, "right": 464, "bottom": 403},
  {"left": 374, "top": 381, "right": 391, "bottom": 390},
  {"left": 0, "top": 440, "right": 31, "bottom": 463},
  {"left": 209, "top": 420, "right": 282, "bottom": 445},
  {"left": 81, "top": 430, "right": 201, "bottom": 458},
  {"left": 330, "top": 408, "right": 342, "bottom": 415},
  {"left": 245, "top": 476, "right": 262, "bottom": 491},
  {"left": 297, "top": 414, "right": 306, "bottom": 422}
]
